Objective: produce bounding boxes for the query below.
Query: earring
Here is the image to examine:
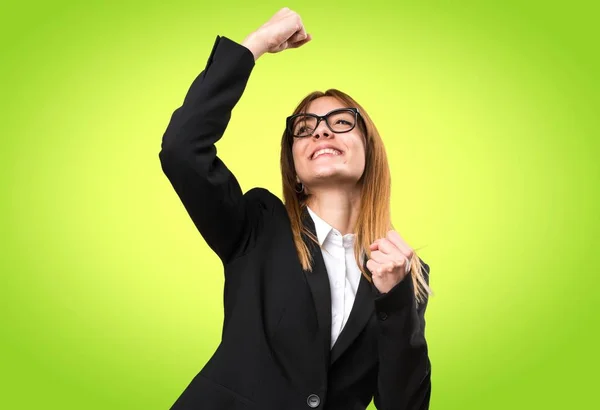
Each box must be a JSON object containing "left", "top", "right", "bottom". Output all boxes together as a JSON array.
[{"left": 295, "top": 182, "right": 304, "bottom": 194}]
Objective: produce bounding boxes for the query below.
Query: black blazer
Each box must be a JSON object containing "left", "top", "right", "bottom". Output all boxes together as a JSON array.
[{"left": 159, "top": 35, "right": 431, "bottom": 410}]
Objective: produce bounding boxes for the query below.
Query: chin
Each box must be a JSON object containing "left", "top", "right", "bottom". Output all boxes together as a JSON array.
[
  {"left": 311, "top": 165, "right": 345, "bottom": 179},
  {"left": 308, "top": 170, "right": 360, "bottom": 185}
]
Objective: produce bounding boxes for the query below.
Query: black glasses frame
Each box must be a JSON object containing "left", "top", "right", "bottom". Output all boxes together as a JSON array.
[{"left": 286, "top": 107, "right": 361, "bottom": 138}]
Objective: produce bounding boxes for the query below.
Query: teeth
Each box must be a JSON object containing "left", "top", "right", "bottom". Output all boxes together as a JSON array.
[{"left": 312, "top": 148, "right": 341, "bottom": 159}]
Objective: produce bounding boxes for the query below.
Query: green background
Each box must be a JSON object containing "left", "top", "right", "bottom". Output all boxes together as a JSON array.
[{"left": 2, "top": 0, "right": 598, "bottom": 408}]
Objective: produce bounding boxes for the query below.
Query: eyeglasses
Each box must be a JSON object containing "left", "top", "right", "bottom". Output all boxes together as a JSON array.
[{"left": 286, "top": 107, "right": 361, "bottom": 138}]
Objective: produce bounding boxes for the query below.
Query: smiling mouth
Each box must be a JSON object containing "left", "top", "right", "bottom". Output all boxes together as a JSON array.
[{"left": 311, "top": 148, "right": 342, "bottom": 160}]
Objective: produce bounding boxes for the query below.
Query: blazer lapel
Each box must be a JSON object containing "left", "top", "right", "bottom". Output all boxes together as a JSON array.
[
  {"left": 301, "top": 208, "right": 332, "bottom": 366},
  {"left": 330, "top": 255, "right": 375, "bottom": 364}
]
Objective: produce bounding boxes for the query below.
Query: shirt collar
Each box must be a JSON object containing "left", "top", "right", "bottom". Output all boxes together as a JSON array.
[{"left": 306, "top": 206, "right": 334, "bottom": 246}]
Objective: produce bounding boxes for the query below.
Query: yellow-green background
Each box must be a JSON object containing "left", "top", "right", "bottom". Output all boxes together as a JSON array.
[{"left": 2, "top": 1, "right": 598, "bottom": 409}]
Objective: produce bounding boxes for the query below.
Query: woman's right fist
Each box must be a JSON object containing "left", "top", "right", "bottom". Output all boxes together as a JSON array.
[{"left": 242, "top": 8, "right": 312, "bottom": 60}]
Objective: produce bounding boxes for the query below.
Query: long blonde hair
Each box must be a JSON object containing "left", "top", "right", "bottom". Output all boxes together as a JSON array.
[{"left": 280, "top": 89, "right": 431, "bottom": 304}]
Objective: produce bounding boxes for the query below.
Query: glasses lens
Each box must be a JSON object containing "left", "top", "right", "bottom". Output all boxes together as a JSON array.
[
  {"left": 327, "top": 110, "right": 356, "bottom": 133},
  {"left": 292, "top": 115, "right": 318, "bottom": 137}
]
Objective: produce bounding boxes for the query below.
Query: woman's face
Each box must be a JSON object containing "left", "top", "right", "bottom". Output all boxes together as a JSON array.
[{"left": 291, "top": 97, "right": 366, "bottom": 191}]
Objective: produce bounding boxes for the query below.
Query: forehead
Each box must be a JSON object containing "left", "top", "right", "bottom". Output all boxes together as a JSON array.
[{"left": 305, "top": 96, "right": 347, "bottom": 115}]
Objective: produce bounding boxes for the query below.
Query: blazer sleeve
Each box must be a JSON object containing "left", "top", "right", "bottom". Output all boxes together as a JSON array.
[
  {"left": 159, "top": 35, "right": 260, "bottom": 264},
  {"left": 372, "top": 261, "right": 432, "bottom": 410}
]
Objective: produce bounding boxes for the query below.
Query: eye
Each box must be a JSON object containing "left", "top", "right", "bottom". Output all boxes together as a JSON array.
[
  {"left": 293, "top": 115, "right": 317, "bottom": 136},
  {"left": 296, "top": 125, "right": 313, "bottom": 136}
]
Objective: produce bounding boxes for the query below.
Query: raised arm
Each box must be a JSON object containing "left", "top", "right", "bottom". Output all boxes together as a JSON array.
[
  {"left": 159, "top": 8, "right": 311, "bottom": 264},
  {"left": 159, "top": 35, "right": 257, "bottom": 263}
]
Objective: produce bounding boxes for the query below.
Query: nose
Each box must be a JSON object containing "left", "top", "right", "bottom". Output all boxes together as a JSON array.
[{"left": 311, "top": 119, "right": 332, "bottom": 139}]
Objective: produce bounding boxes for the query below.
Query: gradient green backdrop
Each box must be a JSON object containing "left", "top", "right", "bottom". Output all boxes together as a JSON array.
[{"left": 2, "top": 1, "right": 598, "bottom": 409}]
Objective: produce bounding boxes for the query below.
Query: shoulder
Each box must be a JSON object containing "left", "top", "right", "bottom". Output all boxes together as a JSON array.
[
  {"left": 237, "top": 188, "right": 293, "bottom": 252},
  {"left": 244, "top": 187, "right": 288, "bottom": 217}
]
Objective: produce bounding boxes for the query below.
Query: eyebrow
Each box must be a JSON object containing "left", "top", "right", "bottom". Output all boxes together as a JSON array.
[{"left": 299, "top": 108, "right": 350, "bottom": 117}]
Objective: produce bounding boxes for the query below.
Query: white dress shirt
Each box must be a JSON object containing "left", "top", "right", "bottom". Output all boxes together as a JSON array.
[{"left": 307, "top": 206, "right": 363, "bottom": 349}]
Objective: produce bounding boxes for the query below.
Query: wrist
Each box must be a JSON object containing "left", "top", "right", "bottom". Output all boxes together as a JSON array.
[
  {"left": 372, "top": 274, "right": 415, "bottom": 311},
  {"left": 241, "top": 33, "right": 265, "bottom": 61}
]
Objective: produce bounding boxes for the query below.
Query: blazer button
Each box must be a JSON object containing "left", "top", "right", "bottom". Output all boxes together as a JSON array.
[
  {"left": 307, "top": 394, "right": 321, "bottom": 408},
  {"left": 378, "top": 311, "right": 388, "bottom": 321}
]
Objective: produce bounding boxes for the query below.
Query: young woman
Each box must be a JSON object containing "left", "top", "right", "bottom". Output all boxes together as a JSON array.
[{"left": 160, "top": 8, "right": 433, "bottom": 410}]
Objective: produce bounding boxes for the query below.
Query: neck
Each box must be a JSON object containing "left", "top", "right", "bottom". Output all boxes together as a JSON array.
[{"left": 306, "top": 185, "right": 362, "bottom": 235}]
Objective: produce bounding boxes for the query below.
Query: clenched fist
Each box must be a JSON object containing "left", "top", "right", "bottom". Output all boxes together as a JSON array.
[
  {"left": 242, "top": 8, "right": 312, "bottom": 60},
  {"left": 367, "top": 230, "right": 414, "bottom": 294}
]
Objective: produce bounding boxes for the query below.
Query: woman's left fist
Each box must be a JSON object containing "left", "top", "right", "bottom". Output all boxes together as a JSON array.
[{"left": 367, "top": 230, "right": 414, "bottom": 294}]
